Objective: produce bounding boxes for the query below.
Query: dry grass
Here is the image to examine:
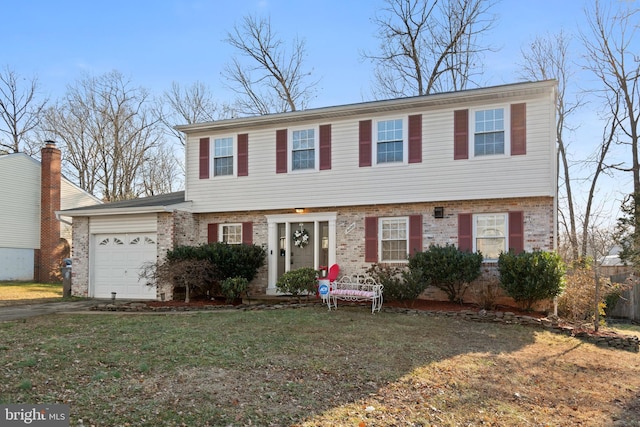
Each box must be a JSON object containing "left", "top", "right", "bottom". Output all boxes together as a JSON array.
[
  {"left": 1, "top": 306, "right": 639, "bottom": 426},
  {"left": 0, "top": 282, "right": 62, "bottom": 305}
]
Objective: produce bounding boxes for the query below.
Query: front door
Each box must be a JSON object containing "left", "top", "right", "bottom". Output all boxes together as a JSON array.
[{"left": 267, "top": 213, "right": 337, "bottom": 295}]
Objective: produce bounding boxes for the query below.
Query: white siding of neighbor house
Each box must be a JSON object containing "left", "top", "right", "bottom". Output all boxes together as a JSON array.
[
  {"left": 0, "top": 154, "right": 41, "bottom": 249},
  {"left": 60, "top": 179, "right": 101, "bottom": 240},
  {"left": 183, "top": 83, "right": 556, "bottom": 213}
]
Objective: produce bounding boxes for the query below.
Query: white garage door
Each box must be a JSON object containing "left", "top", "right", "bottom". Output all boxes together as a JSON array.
[{"left": 93, "top": 233, "right": 157, "bottom": 299}]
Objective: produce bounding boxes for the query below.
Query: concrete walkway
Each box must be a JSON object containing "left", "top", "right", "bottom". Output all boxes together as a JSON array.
[{"left": 0, "top": 299, "right": 98, "bottom": 322}]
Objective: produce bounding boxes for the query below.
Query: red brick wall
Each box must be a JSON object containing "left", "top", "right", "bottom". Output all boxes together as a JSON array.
[{"left": 38, "top": 141, "right": 64, "bottom": 283}]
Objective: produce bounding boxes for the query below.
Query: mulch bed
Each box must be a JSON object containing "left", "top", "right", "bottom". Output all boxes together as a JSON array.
[{"left": 144, "top": 296, "right": 546, "bottom": 318}]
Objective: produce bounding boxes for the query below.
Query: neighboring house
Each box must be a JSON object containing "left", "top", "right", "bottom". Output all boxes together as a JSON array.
[
  {"left": 63, "top": 80, "right": 558, "bottom": 301},
  {"left": 0, "top": 142, "right": 101, "bottom": 281}
]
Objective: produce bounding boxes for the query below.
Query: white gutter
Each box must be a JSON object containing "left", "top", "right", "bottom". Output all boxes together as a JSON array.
[{"left": 55, "top": 201, "right": 193, "bottom": 217}]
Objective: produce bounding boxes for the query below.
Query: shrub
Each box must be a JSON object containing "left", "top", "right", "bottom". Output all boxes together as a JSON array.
[
  {"left": 409, "top": 244, "right": 483, "bottom": 303},
  {"left": 142, "top": 242, "right": 266, "bottom": 301},
  {"left": 469, "top": 276, "right": 501, "bottom": 310},
  {"left": 366, "top": 264, "right": 428, "bottom": 305},
  {"left": 139, "top": 258, "right": 215, "bottom": 302},
  {"left": 221, "top": 276, "right": 250, "bottom": 303},
  {"left": 275, "top": 267, "right": 318, "bottom": 302},
  {"left": 498, "top": 250, "right": 565, "bottom": 311}
]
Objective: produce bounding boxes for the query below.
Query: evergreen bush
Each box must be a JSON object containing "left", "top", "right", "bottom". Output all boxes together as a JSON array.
[
  {"left": 498, "top": 250, "right": 565, "bottom": 311},
  {"left": 409, "top": 244, "right": 483, "bottom": 303},
  {"left": 275, "top": 267, "right": 318, "bottom": 302}
]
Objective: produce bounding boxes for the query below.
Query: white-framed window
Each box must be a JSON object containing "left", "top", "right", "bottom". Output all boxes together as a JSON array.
[
  {"left": 214, "top": 137, "right": 234, "bottom": 176},
  {"left": 380, "top": 217, "right": 408, "bottom": 261},
  {"left": 291, "top": 128, "right": 316, "bottom": 171},
  {"left": 376, "top": 118, "right": 405, "bottom": 164},
  {"left": 473, "top": 107, "right": 507, "bottom": 157},
  {"left": 221, "top": 224, "right": 242, "bottom": 244},
  {"left": 474, "top": 213, "right": 507, "bottom": 260}
]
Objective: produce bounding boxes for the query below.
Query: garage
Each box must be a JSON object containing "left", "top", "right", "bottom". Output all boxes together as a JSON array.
[
  {"left": 58, "top": 192, "right": 187, "bottom": 300},
  {"left": 93, "top": 232, "right": 157, "bottom": 299}
]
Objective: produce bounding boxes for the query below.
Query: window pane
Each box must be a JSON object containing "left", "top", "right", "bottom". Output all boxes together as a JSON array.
[
  {"left": 292, "top": 149, "right": 315, "bottom": 170},
  {"left": 292, "top": 129, "right": 315, "bottom": 170},
  {"left": 475, "top": 214, "right": 506, "bottom": 259},
  {"left": 222, "top": 225, "right": 242, "bottom": 244},
  {"left": 474, "top": 109, "right": 505, "bottom": 156},
  {"left": 381, "top": 218, "right": 408, "bottom": 261},
  {"left": 214, "top": 137, "right": 234, "bottom": 176},
  {"left": 377, "top": 119, "right": 403, "bottom": 163},
  {"left": 214, "top": 156, "right": 233, "bottom": 176},
  {"left": 214, "top": 138, "right": 233, "bottom": 156}
]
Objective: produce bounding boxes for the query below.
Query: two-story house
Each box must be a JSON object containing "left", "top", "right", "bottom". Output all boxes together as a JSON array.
[{"left": 63, "top": 80, "right": 557, "bottom": 300}]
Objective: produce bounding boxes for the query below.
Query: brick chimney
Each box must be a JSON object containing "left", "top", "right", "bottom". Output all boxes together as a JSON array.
[{"left": 38, "top": 140, "right": 63, "bottom": 283}]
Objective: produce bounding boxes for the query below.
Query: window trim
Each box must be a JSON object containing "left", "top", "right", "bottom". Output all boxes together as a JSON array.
[
  {"left": 470, "top": 105, "right": 510, "bottom": 158},
  {"left": 219, "top": 223, "right": 243, "bottom": 245},
  {"left": 211, "top": 135, "right": 237, "bottom": 178},
  {"left": 472, "top": 213, "right": 508, "bottom": 261},
  {"left": 379, "top": 216, "right": 410, "bottom": 262},
  {"left": 289, "top": 126, "right": 319, "bottom": 173},
  {"left": 374, "top": 117, "right": 407, "bottom": 166}
]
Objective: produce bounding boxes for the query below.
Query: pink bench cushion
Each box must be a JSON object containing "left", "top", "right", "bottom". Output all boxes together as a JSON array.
[{"left": 332, "top": 289, "right": 375, "bottom": 298}]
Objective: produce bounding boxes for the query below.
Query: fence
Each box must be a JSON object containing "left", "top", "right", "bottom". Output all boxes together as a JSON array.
[{"left": 607, "top": 273, "right": 639, "bottom": 322}]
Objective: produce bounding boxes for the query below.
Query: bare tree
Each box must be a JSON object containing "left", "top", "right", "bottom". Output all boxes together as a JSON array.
[
  {"left": 581, "top": 1, "right": 640, "bottom": 252},
  {"left": 139, "top": 143, "right": 183, "bottom": 196},
  {"left": 223, "top": 15, "right": 317, "bottom": 115},
  {"left": 364, "top": 0, "right": 497, "bottom": 98},
  {"left": 519, "top": 30, "right": 583, "bottom": 261},
  {"left": 157, "top": 81, "right": 230, "bottom": 146},
  {"left": 42, "top": 70, "right": 167, "bottom": 201},
  {"left": 0, "top": 66, "right": 48, "bottom": 154}
]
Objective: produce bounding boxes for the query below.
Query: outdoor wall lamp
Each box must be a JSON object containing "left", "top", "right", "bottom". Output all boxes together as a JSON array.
[
  {"left": 434, "top": 207, "right": 444, "bottom": 218},
  {"left": 295, "top": 208, "right": 305, "bottom": 213}
]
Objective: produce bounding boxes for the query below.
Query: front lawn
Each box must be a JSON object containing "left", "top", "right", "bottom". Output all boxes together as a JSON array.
[
  {"left": 0, "top": 282, "right": 62, "bottom": 305},
  {"left": 1, "top": 307, "right": 639, "bottom": 426}
]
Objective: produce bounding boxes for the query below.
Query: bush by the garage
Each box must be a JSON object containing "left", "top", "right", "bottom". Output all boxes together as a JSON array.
[{"left": 143, "top": 242, "right": 266, "bottom": 301}]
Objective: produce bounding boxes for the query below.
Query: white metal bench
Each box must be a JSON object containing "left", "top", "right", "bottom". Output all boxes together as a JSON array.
[{"left": 327, "top": 275, "right": 384, "bottom": 313}]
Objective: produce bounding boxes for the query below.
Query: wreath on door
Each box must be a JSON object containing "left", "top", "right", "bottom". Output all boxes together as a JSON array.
[{"left": 293, "top": 228, "right": 310, "bottom": 248}]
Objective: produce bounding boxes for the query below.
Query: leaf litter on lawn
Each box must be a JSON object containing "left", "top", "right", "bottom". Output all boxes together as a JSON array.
[{"left": 1, "top": 307, "right": 639, "bottom": 426}]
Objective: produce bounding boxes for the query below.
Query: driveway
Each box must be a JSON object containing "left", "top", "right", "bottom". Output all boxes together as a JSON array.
[{"left": 0, "top": 299, "right": 98, "bottom": 322}]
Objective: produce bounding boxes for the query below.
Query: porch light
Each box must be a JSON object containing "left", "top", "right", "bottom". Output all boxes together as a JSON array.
[
  {"left": 295, "top": 208, "right": 305, "bottom": 213},
  {"left": 434, "top": 207, "right": 444, "bottom": 218}
]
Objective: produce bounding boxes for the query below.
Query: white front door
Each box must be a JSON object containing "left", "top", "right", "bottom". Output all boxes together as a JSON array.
[
  {"left": 92, "top": 233, "right": 158, "bottom": 299},
  {"left": 265, "top": 212, "right": 337, "bottom": 295}
]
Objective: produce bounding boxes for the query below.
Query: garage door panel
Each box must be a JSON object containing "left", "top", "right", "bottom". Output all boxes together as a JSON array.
[{"left": 93, "top": 233, "right": 157, "bottom": 299}]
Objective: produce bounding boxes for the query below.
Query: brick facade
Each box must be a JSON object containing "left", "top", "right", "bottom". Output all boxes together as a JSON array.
[
  {"left": 70, "top": 217, "right": 90, "bottom": 297},
  {"left": 70, "top": 196, "right": 554, "bottom": 303},
  {"left": 38, "top": 141, "right": 67, "bottom": 283}
]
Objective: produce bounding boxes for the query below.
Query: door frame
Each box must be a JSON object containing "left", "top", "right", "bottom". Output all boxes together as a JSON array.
[{"left": 265, "top": 212, "right": 337, "bottom": 295}]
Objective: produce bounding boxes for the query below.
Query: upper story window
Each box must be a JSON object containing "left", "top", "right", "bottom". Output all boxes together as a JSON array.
[
  {"left": 377, "top": 119, "right": 404, "bottom": 163},
  {"left": 221, "top": 224, "right": 242, "bottom": 244},
  {"left": 474, "top": 108, "right": 505, "bottom": 156},
  {"left": 292, "top": 129, "right": 316, "bottom": 171},
  {"left": 380, "top": 217, "right": 408, "bottom": 261},
  {"left": 474, "top": 213, "right": 507, "bottom": 260},
  {"left": 214, "top": 137, "right": 234, "bottom": 176}
]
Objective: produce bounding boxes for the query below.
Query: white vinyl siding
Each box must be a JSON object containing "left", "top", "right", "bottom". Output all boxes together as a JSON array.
[
  {"left": 184, "top": 83, "right": 556, "bottom": 213},
  {"left": 89, "top": 214, "right": 157, "bottom": 234},
  {"left": 0, "top": 154, "right": 41, "bottom": 249}
]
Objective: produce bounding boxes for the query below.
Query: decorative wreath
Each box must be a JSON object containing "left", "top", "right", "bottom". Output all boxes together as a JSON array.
[{"left": 293, "top": 228, "right": 310, "bottom": 248}]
